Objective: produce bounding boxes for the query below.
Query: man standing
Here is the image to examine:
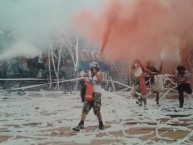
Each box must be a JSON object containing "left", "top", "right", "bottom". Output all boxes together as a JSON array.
[{"left": 73, "top": 61, "right": 104, "bottom": 131}]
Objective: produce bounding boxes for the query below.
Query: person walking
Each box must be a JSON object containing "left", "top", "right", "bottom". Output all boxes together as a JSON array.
[
  {"left": 130, "top": 59, "right": 152, "bottom": 109},
  {"left": 174, "top": 65, "right": 192, "bottom": 110},
  {"left": 73, "top": 61, "right": 104, "bottom": 131}
]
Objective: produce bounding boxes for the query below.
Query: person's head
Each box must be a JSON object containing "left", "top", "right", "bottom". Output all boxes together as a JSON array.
[
  {"left": 132, "top": 59, "right": 141, "bottom": 68},
  {"left": 177, "top": 65, "right": 185, "bottom": 75},
  {"left": 89, "top": 61, "right": 99, "bottom": 73},
  {"left": 147, "top": 61, "right": 153, "bottom": 67}
]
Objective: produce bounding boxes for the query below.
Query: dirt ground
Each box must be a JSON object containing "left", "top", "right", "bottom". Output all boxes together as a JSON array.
[
  {"left": 1, "top": 119, "right": 193, "bottom": 145},
  {"left": 0, "top": 91, "right": 193, "bottom": 145}
]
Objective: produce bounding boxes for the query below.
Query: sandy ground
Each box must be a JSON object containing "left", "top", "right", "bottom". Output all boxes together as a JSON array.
[{"left": 0, "top": 90, "right": 193, "bottom": 145}]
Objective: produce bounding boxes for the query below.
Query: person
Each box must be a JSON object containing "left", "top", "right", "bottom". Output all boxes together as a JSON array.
[
  {"left": 146, "top": 60, "right": 162, "bottom": 106},
  {"left": 73, "top": 61, "right": 104, "bottom": 131},
  {"left": 174, "top": 65, "right": 192, "bottom": 110},
  {"left": 79, "top": 70, "right": 88, "bottom": 102},
  {"left": 130, "top": 59, "right": 152, "bottom": 109}
]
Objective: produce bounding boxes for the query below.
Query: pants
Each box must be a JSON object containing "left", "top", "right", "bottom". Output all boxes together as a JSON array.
[{"left": 177, "top": 83, "right": 192, "bottom": 108}]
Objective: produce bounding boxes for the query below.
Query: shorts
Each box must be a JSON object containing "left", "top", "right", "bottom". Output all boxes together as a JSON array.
[
  {"left": 82, "top": 92, "right": 101, "bottom": 115},
  {"left": 151, "top": 82, "right": 159, "bottom": 92}
]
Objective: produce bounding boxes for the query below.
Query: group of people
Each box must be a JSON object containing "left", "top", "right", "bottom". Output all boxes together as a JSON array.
[
  {"left": 130, "top": 59, "right": 192, "bottom": 110},
  {"left": 130, "top": 59, "right": 162, "bottom": 109},
  {"left": 73, "top": 60, "right": 192, "bottom": 131}
]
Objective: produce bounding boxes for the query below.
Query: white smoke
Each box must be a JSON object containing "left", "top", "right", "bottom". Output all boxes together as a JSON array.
[
  {"left": 0, "top": 0, "right": 102, "bottom": 59},
  {"left": 0, "top": 41, "right": 41, "bottom": 60}
]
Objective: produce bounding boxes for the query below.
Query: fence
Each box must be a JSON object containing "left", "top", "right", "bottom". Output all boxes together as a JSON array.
[
  {"left": 0, "top": 69, "right": 130, "bottom": 92},
  {"left": 0, "top": 69, "right": 178, "bottom": 98}
]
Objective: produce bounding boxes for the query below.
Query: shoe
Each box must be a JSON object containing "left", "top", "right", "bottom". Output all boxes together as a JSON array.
[
  {"left": 179, "top": 105, "right": 184, "bottom": 111},
  {"left": 99, "top": 124, "right": 104, "bottom": 130},
  {"left": 136, "top": 98, "right": 143, "bottom": 106},
  {"left": 138, "top": 103, "right": 142, "bottom": 106},
  {"left": 72, "top": 123, "right": 84, "bottom": 131},
  {"left": 175, "top": 107, "right": 184, "bottom": 112},
  {"left": 136, "top": 101, "right": 142, "bottom": 106},
  {"left": 156, "top": 104, "right": 160, "bottom": 108},
  {"left": 179, "top": 108, "right": 184, "bottom": 111},
  {"left": 144, "top": 105, "right": 148, "bottom": 110}
]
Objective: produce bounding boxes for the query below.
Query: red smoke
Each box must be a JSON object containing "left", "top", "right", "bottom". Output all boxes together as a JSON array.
[{"left": 73, "top": 0, "right": 193, "bottom": 72}]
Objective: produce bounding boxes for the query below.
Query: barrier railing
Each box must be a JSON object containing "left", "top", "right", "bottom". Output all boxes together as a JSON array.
[{"left": 0, "top": 70, "right": 179, "bottom": 97}]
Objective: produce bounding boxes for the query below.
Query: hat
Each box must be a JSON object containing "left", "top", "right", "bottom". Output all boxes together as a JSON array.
[{"left": 89, "top": 61, "right": 99, "bottom": 69}]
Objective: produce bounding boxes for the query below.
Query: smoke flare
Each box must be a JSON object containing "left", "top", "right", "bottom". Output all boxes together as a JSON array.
[{"left": 74, "top": 0, "right": 193, "bottom": 72}]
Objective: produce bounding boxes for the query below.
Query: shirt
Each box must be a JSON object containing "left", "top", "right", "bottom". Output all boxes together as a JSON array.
[
  {"left": 88, "top": 71, "right": 102, "bottom": 93},
  {"left": 174, "top": 70, "right": 190, "bottom": 84}
]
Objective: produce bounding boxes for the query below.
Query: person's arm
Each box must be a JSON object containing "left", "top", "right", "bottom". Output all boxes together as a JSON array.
[
  {"left": 142, "top": 65, "right": 153, "bottom": 74},
  {"left": 185, "top": 70, "right": 191, "bottom": 79},
  {"left": 82, "top": 72, "right": 89, "bottom": 77},
  {"left": 159, "top": 60, "right": 162, "bottom": 73},
  {"left": 151, "top": 67, "right": 160, "bottom": 75},
  {"left": 95, "top": 71, "right": 103, "bottom": 83},
  {"left": 92, "top": 68, "right": 103, "bottom": 83},
  {"left": 81, "top": 71, "right": 90, "bottom": 83}
]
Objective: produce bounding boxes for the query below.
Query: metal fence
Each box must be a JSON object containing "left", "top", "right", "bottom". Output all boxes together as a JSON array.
[{"left": 0, "top": 70, "right": 130, "bottom": 92}]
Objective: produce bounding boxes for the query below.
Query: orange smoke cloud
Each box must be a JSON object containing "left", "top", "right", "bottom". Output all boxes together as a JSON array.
[{"left": 73, "top": 0, "right": 193, "bottom": 72}]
